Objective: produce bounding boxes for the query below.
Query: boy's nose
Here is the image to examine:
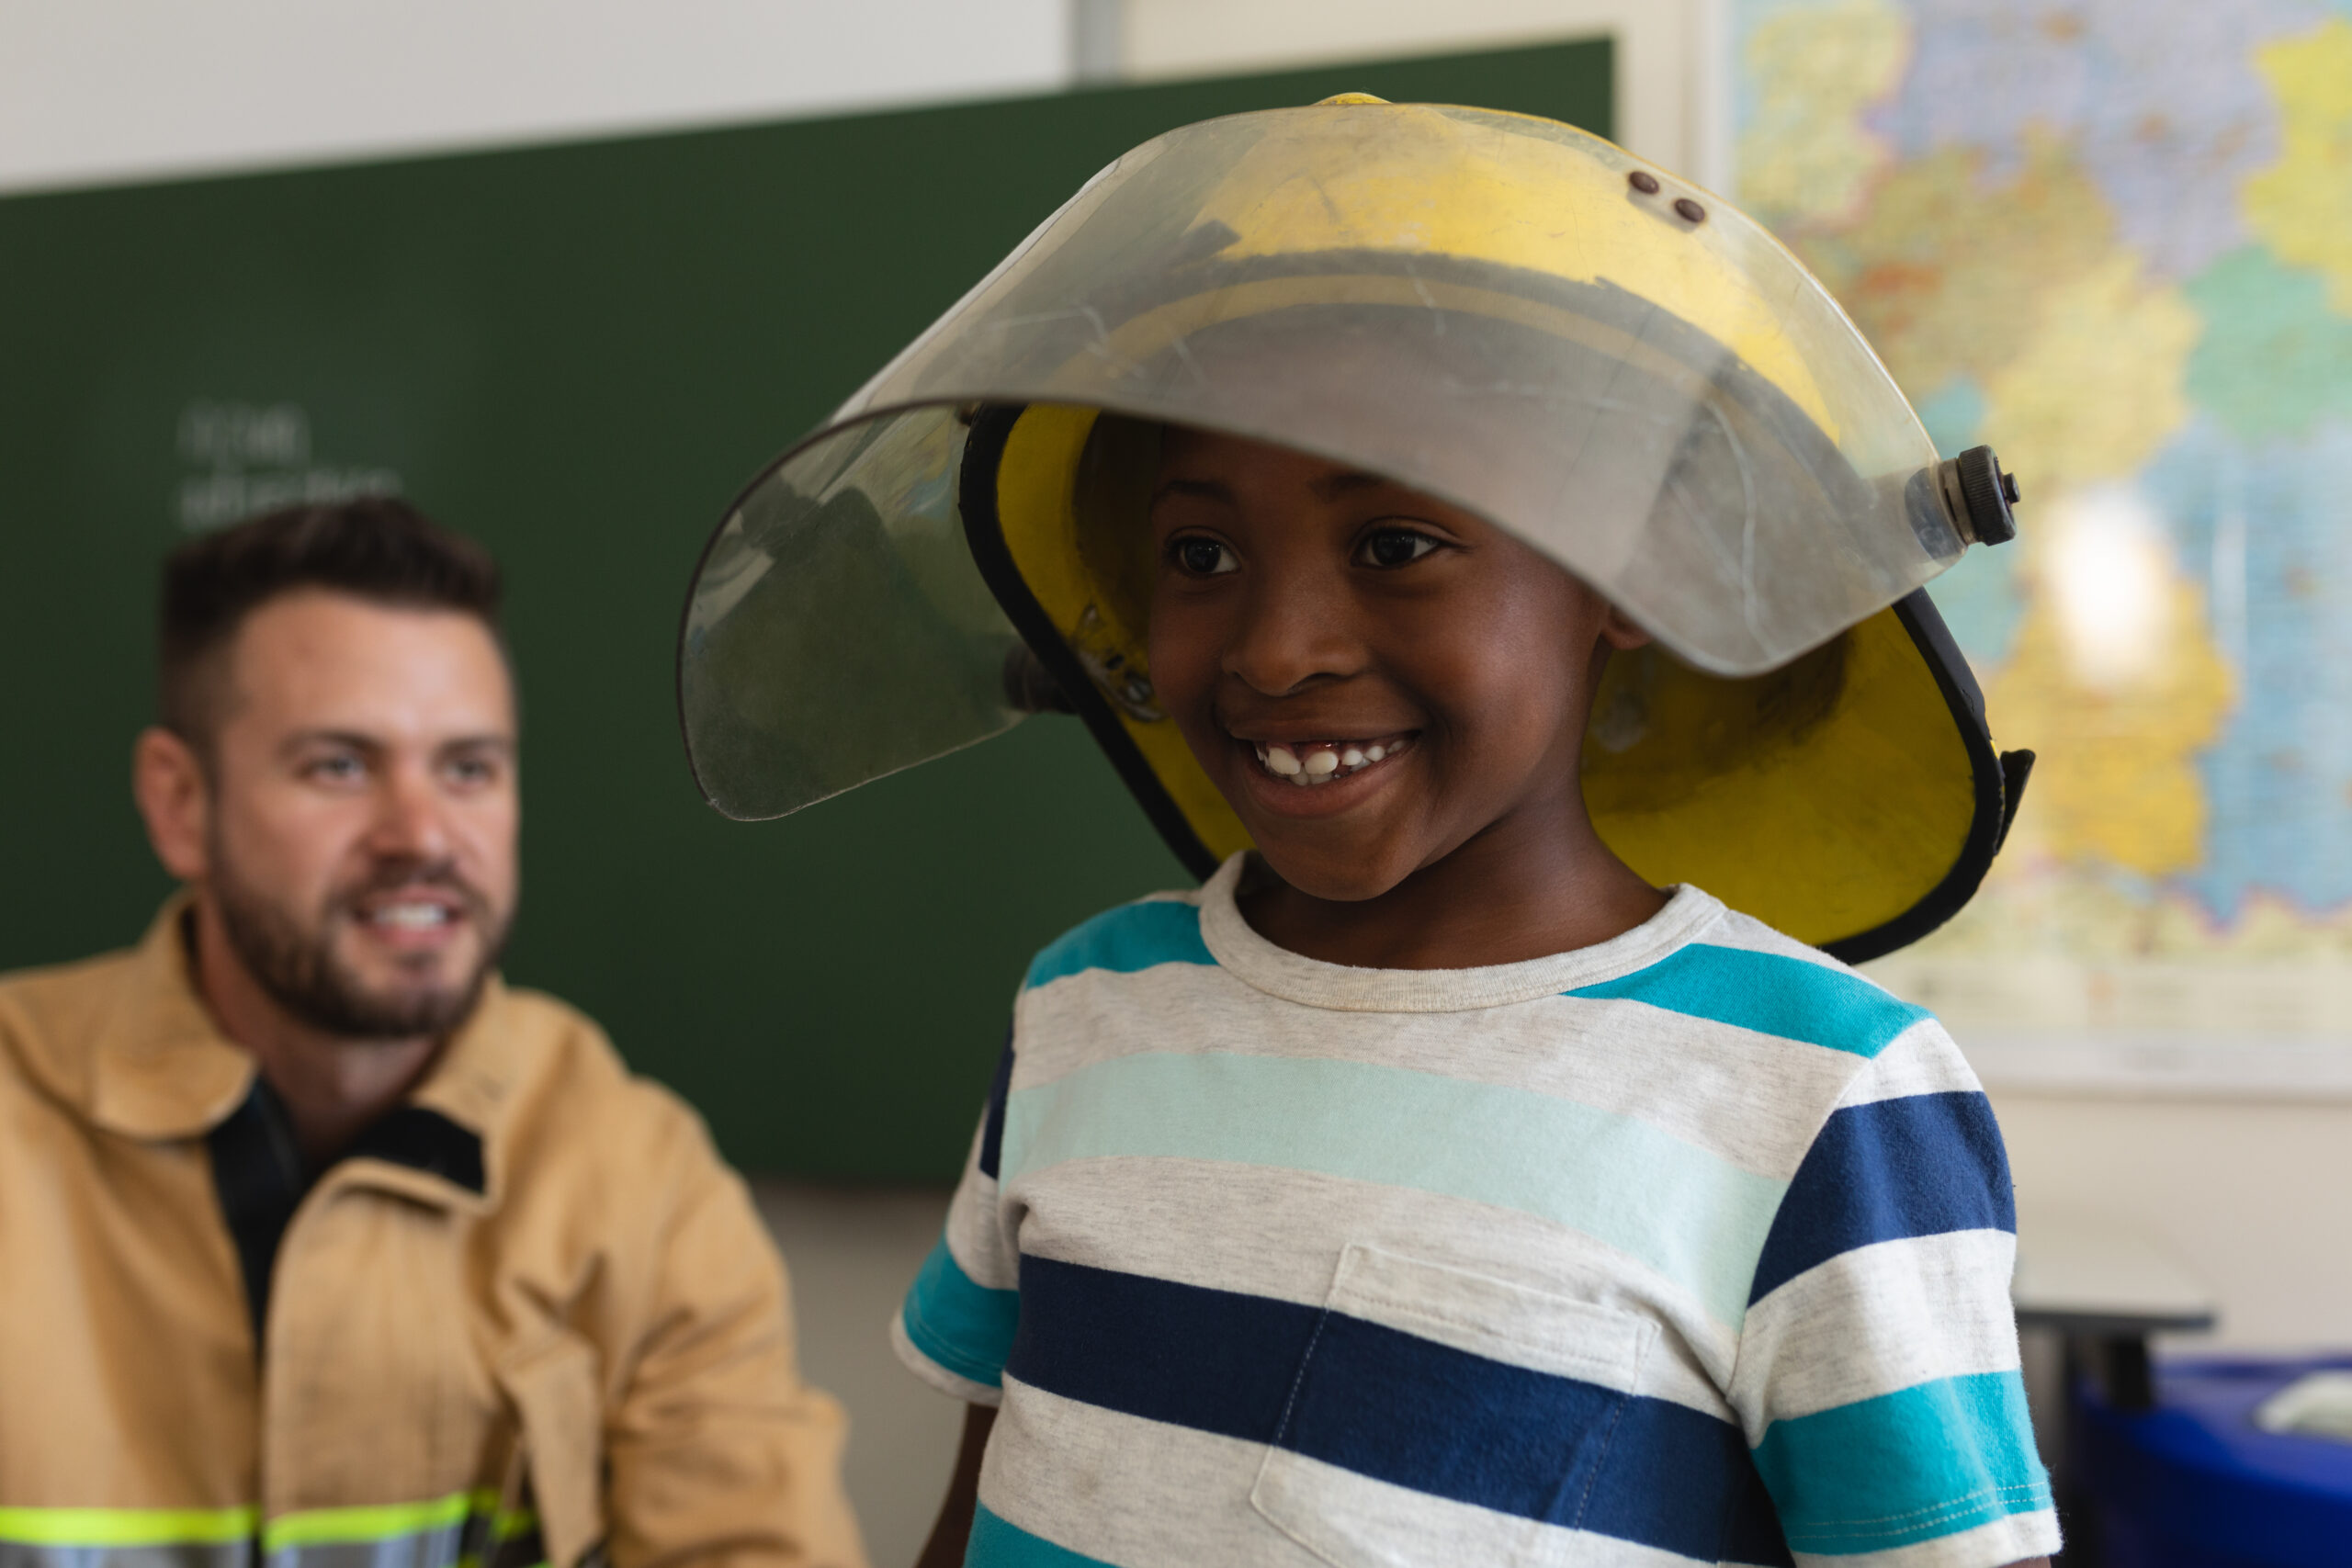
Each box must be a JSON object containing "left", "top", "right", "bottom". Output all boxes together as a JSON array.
[{"left": 1221, "top": 572, "right": 1366, "bottom": 695}]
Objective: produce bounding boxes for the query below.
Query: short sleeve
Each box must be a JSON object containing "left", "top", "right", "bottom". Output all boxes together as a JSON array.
[
  {"left": 891, "top": 1026, "right": 1022, "bottom": 1404},
  {"left": 1729, "top": 1019, "right": 2061, "bottom": 1567}
]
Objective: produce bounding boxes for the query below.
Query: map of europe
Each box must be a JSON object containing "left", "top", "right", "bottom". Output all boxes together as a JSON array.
[{"left": 1735, "top": 0, "right": 2352, "bottom": 1077}]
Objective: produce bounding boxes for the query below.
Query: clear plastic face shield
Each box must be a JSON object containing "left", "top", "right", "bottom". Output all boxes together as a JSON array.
[{"left": 679, "top": 102, "right": 2013, "bottom": 824}]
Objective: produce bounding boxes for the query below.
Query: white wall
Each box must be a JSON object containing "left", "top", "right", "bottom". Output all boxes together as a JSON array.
[
  {"left": 756, "top": 1183, "right": 958, "bottom": 1568},
  {"left": 0, "top": 0, "right": 1069, "bottom": 196},
  {"left": 0, "top": 0, "right": 1716, "bottom": 197},
  {"left": 1997, "top": 1091, "right": 2352, "bottom": 1353}
]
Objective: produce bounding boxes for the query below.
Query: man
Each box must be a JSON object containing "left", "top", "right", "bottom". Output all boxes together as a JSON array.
[{"left": 0, "top": 500, "right": 866, "bottom": 1568}]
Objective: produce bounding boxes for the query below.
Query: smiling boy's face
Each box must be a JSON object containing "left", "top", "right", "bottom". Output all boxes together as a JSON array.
[{"left": 1146, "top": 426, "right": 1651, "bottom": 903}]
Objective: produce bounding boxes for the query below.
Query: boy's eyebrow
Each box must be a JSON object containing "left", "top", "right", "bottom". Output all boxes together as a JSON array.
[
  {"left": 1153, "top": 471, "right": 1395, "bottom": 507},
  {"left": 1152, "top": 478, "right": 1235, "bottom": 506},
  {"left": 1309, "top": 470, "right": 1389, "bottom": 502}
]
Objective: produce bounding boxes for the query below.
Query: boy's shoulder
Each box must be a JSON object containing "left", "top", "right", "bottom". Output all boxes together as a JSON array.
[
  {"left": 1021, "top": 889, "right": 1214, "bottom": 993},
  {"left": 1581, "top": 896, "right": 1951, "bottom": 1071}
]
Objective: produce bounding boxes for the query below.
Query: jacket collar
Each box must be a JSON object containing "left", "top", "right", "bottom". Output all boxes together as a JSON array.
[
  {"left": 85, "top": 896, "right": 256, "bottom": 1140},
  {"left": 89, "top": 896, "right": 516, "bottom": 1211}
]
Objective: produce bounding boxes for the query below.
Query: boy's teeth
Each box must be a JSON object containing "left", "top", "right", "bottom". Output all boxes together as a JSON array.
[{"left": 1250, "top": 735, "right": 1411, "bottom": 785}]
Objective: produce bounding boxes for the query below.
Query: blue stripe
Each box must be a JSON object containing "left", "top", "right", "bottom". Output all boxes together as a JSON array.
[
  {"left": 978, "top": 1025, "right": 1014, "bottom": 1179},
  {"left": 1588, "top": 1401, "right": 1792, "bottom": 1565},
  {"left": 1023, "top": 900, "right": 1214, "bottom": 990},
  {"left": 901, "top": 1236, "right": 1021, "bottom": 1388},
  {"left": 1002, "top": 1051, "right": 1782, "bottom": 1325},
  {"left": 1753, "top": 1370, "right": 2052, "bottom": 1553},
  {"left": 1005, "top": 1254, "right": 1775, "bottom": 1560},
  {"left": 1749, "top": 1090, "right": 2015, "bottom": 1304},
  {"left": 1568, "top": 944, "right": 1929, "bottom": 1058},
  {"left": 967, "top": 1506, "right": 1119, "bottom": 1568}
]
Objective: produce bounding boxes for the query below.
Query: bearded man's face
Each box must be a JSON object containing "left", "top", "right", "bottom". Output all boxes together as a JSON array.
[{"left": 195, "top": 591, "right": 519, "bottom": 1040}]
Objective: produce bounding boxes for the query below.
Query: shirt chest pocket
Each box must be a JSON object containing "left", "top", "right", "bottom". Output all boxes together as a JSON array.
[{"left": 1251, "top": 1245, "right": 1658, "bottom": 1568}]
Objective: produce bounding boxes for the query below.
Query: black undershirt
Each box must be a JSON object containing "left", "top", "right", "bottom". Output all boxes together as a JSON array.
[{"left": 205, "top": 1077, "right": 484, "bottom": 1345}]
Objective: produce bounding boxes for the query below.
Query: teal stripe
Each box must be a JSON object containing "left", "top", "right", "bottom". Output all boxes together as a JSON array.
[
  {"left": 1569, "top": 943, "right": 1929, "bottom": 1058},
  {"left": 967, "top": 1506, "right": 1118, "bottom": 1568},
  {"left": 1024, "top": 901, "right": 1213, "bottom": 990},
  {"left": 1002, "top": 1052, "right": 1782, "bottom": 1324},
  {"left": 901, "top": 1236, "right": 1020, "bottom": 1388},
  {"left": 1753, "top": 1370, "right": 2053, "bottom": 1553}
]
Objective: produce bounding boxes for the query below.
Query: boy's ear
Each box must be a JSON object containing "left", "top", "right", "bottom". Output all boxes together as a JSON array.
[{"left": 1599, "top": 605, "right": 1654, "bottom": 652}]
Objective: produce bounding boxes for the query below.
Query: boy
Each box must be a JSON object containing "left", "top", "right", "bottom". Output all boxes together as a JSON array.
[{"left": 677, "top": 98, "right": 2051, "bottom": 1567}]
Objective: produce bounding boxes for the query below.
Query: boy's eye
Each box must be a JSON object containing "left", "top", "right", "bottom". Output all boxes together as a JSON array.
[
  {"left": 1170, "top": 536, "right": 1238, "bottom": 576},
  {"left": 1357, "top": 527, "right": 1441, "bottom": 569}
]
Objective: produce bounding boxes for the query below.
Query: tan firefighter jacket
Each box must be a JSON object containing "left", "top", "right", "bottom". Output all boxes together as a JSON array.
[{"left": 0, "top": 900, "right": 867, "bottom": 1568}]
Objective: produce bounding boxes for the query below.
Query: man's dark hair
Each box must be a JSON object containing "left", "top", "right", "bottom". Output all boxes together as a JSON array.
[{"left": 160, "top": 497, "right": 503, "bottom": 748}]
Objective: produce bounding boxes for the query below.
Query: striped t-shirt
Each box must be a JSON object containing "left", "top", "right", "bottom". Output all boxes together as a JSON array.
[{"left": 895, "top": 856, "right": 2058, "bottom": 1568}]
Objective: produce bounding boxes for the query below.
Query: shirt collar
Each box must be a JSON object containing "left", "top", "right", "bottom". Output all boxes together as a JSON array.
[{"left": 1194, "top": 852, "right": 1727, "bottom": 1011}]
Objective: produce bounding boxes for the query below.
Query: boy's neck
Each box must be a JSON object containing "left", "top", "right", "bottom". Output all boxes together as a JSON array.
[{"left": 1238, "top": 800, "right": 1667, "bottom": 971}]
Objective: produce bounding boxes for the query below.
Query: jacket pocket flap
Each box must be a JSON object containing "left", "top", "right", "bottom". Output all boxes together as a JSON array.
[{"left": 497, "top": 1334, "right": 605, "bottom": 1568}]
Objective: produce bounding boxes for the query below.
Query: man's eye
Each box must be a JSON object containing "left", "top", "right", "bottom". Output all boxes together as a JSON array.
[
  {"left": 1171, "top": 537, "right": 1238, "bottom": 576},
  {"left": 445, "top": 758, "right": 496, "bottom": 786},
  {"left": 305, "top": 755, "right": 363, "bottom": 783},
  {"left": 1358, "top": 528, "right": 1440, "bottom": 569}
]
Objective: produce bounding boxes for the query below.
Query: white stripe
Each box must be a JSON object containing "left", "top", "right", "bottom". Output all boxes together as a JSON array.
[
  {"left": 943, "top": 1132, "right": 1017, "bottom": 1292},
  {"left": 1836, "top": 1021, "right": 1985, "bottom": 1108},
  {"left": 1007, "top": 1156, "right": 1738, "bottom": 1416},
  {"left": 1790, "top": 1505, "right": 2061, "bottom": 1568},
  {"left": 1254, "top": 1450, "right": 1702, "bottom": 1568},
  {"left": 1732, "top": 1230, "right": 2024, "bottom": 1427},
  {"left": 1701, "top": 908, "right": 1868, "bottom": 973},
  {"left": 1014, "top": 964, "right": 1857, "bottom": 1176},
  {"left": 980, "top": 1381, "right": 1322, "bottom": 1568},
  {"left": 1325, "top": 1243, "right": 1657, "bottom": 1389},
  {"left": 890, "top": 1312, "right": 1002, "bottom": 1406}
]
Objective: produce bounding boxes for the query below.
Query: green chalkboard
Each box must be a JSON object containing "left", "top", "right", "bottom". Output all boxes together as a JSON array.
[{"left": 0, "top": 40, "right": 1610, "bottom": 1179}]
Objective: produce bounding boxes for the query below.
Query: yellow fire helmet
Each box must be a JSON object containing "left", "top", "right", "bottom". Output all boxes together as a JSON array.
[{"left": 677, "top": 97, "right": 2033, "bottom": 963}]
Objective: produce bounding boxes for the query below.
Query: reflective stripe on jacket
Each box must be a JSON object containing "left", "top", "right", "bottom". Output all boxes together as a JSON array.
[
  {"left": 0, "top": 902, "right": 866, "bottom": 1568},
  {"left": 0, "top": 1490, "right": 537, "bottom": 1568}
]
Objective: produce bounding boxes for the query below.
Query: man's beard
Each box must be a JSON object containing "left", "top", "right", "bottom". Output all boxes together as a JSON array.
[{"left": 210, "top": 844, "right": 510, "bottom": 1041}]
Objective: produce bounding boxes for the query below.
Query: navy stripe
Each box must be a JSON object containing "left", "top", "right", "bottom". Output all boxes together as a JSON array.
[
  {"left": 1723, "top": 1461, "right": 1797, "bottom": 1567},
  {"left": 1287, "top": 1309, "right": 1626, "bottom": 1530},
  {"left": 978, "top": 1024, "right": 1015, "bottom": 1180},
  {"left": 1749, "top": 1091, "right": 2015, "bottom": 1304},
  {"left": 1585, "top": 1398, "right": 1792, "bottom": 1565},
  {"left": 1010, "top": 1254, "right": 1308, "bottom": 1443},
  {"left": 1007, "top": 1254, "right": 1773, "bottom": 1558}
]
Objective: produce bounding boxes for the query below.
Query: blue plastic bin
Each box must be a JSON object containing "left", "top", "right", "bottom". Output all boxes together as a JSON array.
[{"left": 2075, "top": 1356, "right": 2352, "bottom": 1566}]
